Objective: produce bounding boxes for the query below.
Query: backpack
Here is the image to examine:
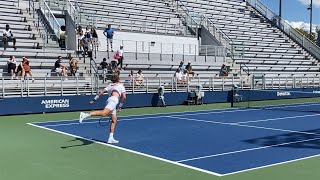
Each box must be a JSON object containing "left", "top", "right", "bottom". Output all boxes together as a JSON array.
[{"left": 114, "top": 52, "right": 120, "bottom": 60}]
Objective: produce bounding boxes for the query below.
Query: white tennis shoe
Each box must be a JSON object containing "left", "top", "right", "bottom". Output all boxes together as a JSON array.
[
  {"left": 107, "top": 138, "right": 119, "bottom": 144},
  {"left": 79, "top": 112, "right": 90, "bottom": 123}
]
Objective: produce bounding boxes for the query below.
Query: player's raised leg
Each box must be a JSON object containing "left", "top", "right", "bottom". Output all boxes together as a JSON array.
[{"left": 79, "top": 108, "right": 111, "bottom": 123}]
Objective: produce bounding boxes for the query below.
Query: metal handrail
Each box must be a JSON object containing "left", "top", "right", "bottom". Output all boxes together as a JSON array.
[
  {"left": 247, "top": 0, "right": 320, "bottom": 60},
  {"left": 39, "top": 0, "right": 61, "bottom": 39}
]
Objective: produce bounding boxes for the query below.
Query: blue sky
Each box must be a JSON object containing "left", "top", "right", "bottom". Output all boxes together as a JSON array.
[{"left": 260, "top": 0, "right": 320, "bottom": 28}]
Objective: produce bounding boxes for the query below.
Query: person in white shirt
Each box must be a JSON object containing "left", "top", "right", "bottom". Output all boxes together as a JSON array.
[
  {"left": 135, "top": 69, "right": 144, "bottom": 86},
  {"left": 3, "top": 24, "right": 16, "bottom": 50},
  {"left": 79, "top": 75, "right": 126, "bottom": 144},
  {"left": 117, "top": 45, "right": 124, "bottom": 69},
  {"left": 174, "top": 69, "right": 183, "bottom": 84}
]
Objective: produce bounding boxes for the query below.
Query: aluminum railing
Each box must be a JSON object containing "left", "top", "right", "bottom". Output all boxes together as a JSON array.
[
  {"left": 252, "top": 75, "right": 320, "bottom": 89},
  {"left": 39, "top": 0, "right": 61, "bottom": 40},
  {"left": 2, "top": 74, "right": 319, "bottom": 98},
  {"left": 0, "top": 75, "right": 246, "bottom": 97},
  {"left": 247, "top": 0, "right": 320, "bottom": 61}
]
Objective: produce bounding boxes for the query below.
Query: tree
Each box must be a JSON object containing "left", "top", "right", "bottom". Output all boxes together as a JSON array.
[{"left": 295, "top": 28, "right": 316, "bottom": 42}]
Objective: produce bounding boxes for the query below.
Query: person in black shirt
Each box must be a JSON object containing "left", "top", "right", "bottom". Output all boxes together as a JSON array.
[
  {"left": 99, "top": 58, "right": 108, "bottom": 82},
  {"left": 55, "top": 56, "right": 68, "bottom": 80}
]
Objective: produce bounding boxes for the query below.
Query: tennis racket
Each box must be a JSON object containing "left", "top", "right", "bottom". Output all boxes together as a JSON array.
[{"left": 98, "top": 116, "right": 111, "bottom": 127}]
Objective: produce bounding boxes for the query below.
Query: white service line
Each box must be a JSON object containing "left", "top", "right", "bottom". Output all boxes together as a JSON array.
[
  {"left": 27, "top": 123, "right": 223, "bottom": 177},
  {"left": 30, "top": 107, "right": 248, "bottom": 124},
  {"left": 169, "top": 116, "right": 318, "bottom": 135},
  {"left": 41, "top": 108, "right": 259, "bottom": 127},
  {"left": 176, "top": 137, "right": 320, "bottom": 163}
]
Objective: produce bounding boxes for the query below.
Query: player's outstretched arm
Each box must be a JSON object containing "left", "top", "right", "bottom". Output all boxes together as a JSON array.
[{"left": 90, "top": 89, "right": 107, "bottom": 104}]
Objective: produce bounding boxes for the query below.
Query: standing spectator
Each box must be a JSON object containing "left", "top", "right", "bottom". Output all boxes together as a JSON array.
[
  {"left": 135, "top": 69, "right": 144, "bottom": 86},
  {"left": 76, "top": 26, "right": 84, "bottom": 52},
  {"left": 55, "top": 56, "right": 68, "bottom": 80},
  {"left": 186, "top": 61, "right": 195, "bottom": 77},
  {"left": 91, "top": 27, "right": 99, "bottom": 51},
  {"left": 117, "top": 45, "right": 124, "bottom": 69},
  {"left": 20, "top": 57, "right": 34, "bottom": 82},
  {"left": 3, "top": 24, "right": 16, "bottom": 50},
  {"left": 178, "top": 61, "right": 185, "bottom": 71},
  {"left": 99, "top": 58, "right": 108, "bottom": 81},
  {"left": 69, "top": 56, "right": 78, "bottom": 76},
  {"left": 103, "top": 24, "right": 114, "bottom": 52},
  {"left": 7, "top": 56, "right": 17, "bottom": 79}
]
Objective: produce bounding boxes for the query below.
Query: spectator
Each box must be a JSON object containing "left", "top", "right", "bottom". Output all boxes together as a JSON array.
[
  {"left": 117, "top": 45, "right": 124, "bottom": 69},
  {"left": 182, "top": 69, "right": 189, "bottom": 84},
  {"left": 3, "top": 24, "right": 16, "bottom": 50},
  {"left": 20, "top": 57, "right": 34, "bottom": 82},
  {"left": 174, "top": 69, "right": 183, "bottom": 84},
  {"left": 82, "top": 27, "right": 93, "bottom": 58},
  {"left": 59, "top": 26, "right": 66, "bottom": 49},
  {"left": 99, "top": 58, "right": 108, "bottom": 81},
  {"left": 76, "top": 26, "right": 84, "bottom": 52},
  {"left": 178, "top": 61, "right": 185, "bottom": 71},
  {"left": 128, "top": 70, "right": 134, "bottom": 85},
  {"left": 103, "top": 24, "right": 114, "bottom": 52},
  {"left": 91, "top": 27, "right": 99, "bottom": 51},
  {"left": 186, "top": 61, "right": 195, "bottom": 77},
  {"left": 135, "top": 69, "right": 144, "bottom": 86},
  {"left": 219, "top": 64, "right": 229, "bottom": 77},
  {"left": 55, "top": 56, "right": 68, "bottom": 80},
  {"left": 7, "top": 56, "right": 17, "bottom": 79},
  {"left": 69, "top": 56, "right": 78, "bottom": 76}
]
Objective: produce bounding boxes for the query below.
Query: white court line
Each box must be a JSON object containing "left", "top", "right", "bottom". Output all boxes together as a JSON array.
[
  {"left": 176, "top": 137, "right": 320, "bottom": 163},
  {"left": 30, "top": 107, "right": 246, "bottom": 124},
  {"left": 222, "top": 153, "right": 320, "bottom": 176},
  {"left": 41, "top": 108, "right": 259, "bottom": 127},
  {"left": 169, "top": 116, "right": 318, "bottom": 135},
  {"left": 237, "top": 113, "right": 320, "bottom": 124},
  {"left": 27, "top": 123, "right": 223, "bottom": 177}
]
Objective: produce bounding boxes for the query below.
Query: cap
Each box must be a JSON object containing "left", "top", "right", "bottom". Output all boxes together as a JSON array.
[
  {"left": 120, "top": 45, "right": 124, "bottom": 47},
  {"left": 188, "top": 61, "right": 191, "bottom": 63}
]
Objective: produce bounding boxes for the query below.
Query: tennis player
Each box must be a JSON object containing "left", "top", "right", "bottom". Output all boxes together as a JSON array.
[{"left": 79, "top": 75, "right": 126, "bottom": 144}]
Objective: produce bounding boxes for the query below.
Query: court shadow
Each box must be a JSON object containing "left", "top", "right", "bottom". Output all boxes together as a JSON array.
[
  {"left": 61, "top": 138, "right": 94, "bottom": 149},
  {"left": 243, "top": 128, "right": 320, "bottom": 150}
]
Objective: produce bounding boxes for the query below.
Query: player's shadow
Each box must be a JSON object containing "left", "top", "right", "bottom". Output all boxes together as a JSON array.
[
  {"left": 243, "top": 128, "right": 320, "bottom": 150},
  {"left": 61, "top": 138, "right": 94, "bottom": 149}
]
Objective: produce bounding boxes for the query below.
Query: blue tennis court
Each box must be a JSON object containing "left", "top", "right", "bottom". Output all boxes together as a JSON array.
[{"left": 29, "top": 107, "right": 320, "bottom": 176}]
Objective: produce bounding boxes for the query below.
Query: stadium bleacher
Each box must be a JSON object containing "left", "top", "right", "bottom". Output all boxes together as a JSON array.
[{"left": 1, "top": 0, "right": 320, "bottom": 98}]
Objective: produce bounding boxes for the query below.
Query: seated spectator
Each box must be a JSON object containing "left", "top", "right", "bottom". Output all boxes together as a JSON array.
[
  {"left": 127, "top": 70, "right": 134, "bottom": 85},
  {"left": 174, "top": 69, "right": 183, "bottom": 84},
  {"left": 186, "top": 61, "right": 195, "bottom": 76},
  {"left": 178, "top": 61, "right": 185, "bottom": 71},
  {"left": 69, "top": 56, "right": 78, "bottom": 76},
  {"left": 19, "top": 57, "right": 34, "bottom": 82},
  {"left": 3, "top": 24, "right": 16, "bottom": 50},
  {"left": 219, "top": 64, "right": 229, "bottom": 77},
  {"left": 7, "top": 56, "right": 17, "bottom": 79},
  {"left": 182, "top": 69, "right": 189, "bottom": 84},
  {"left": 135, "top": 69, "right": 144, "bottom": 86},
  {"left": 55, "top": 56, "right": 68, "bottom": 80}
]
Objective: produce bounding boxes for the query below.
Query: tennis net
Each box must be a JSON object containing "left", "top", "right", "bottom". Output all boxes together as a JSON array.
[{"left": 231, "top": 89, "right": 320, "bottom": 113}]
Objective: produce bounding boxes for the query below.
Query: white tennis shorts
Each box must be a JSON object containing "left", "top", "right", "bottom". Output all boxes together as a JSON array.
[{"left": 105, "top": 96, "right": 119, "bottom": 115}]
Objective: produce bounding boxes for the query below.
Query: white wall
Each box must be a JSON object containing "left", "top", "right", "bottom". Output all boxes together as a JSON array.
[{"left": 96, "top": 31, "right": 199, "bottom": 55}]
